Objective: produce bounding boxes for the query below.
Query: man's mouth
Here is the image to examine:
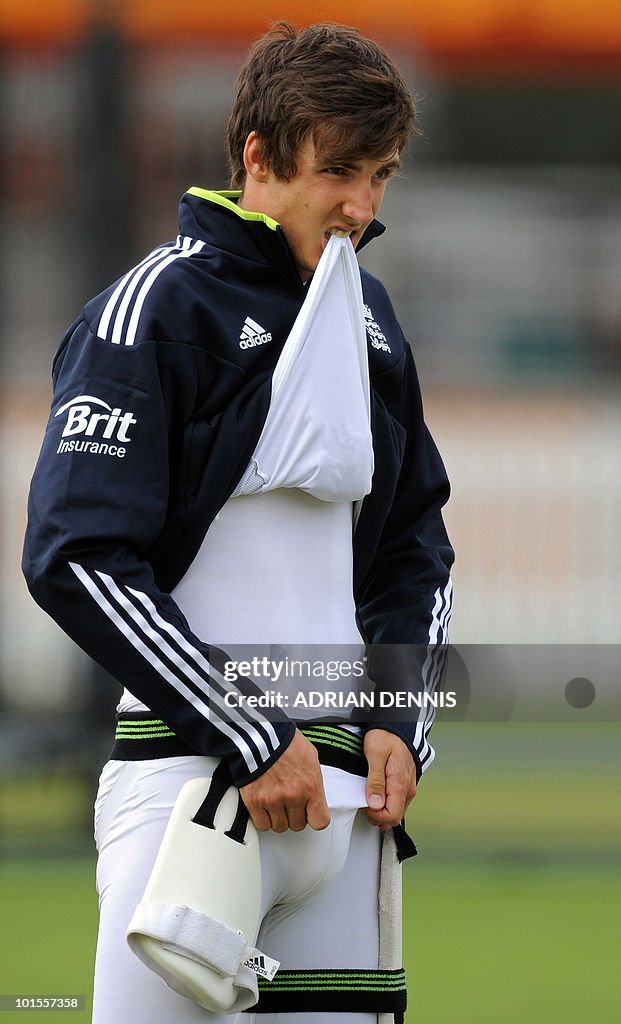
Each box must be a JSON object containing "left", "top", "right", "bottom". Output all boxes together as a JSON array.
[{"left": 324, "top": 229, "right": 356, "bottom": 249}]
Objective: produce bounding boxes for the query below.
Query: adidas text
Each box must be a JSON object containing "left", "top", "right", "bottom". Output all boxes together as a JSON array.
[
  {"left": 243, "top": 953, "right": 280, "bottom": 981},
  {"left": 239, "top": 316, "right": 272, "bottom": 349}
]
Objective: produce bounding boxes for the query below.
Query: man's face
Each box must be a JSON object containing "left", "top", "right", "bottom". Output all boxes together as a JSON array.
[{"left": 239, "top": 136, "right": 400, "bottom": 281}]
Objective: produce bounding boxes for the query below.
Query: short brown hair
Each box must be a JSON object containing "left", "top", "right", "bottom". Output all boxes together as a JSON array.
[{"left": 227, "top": 22, "right": 416, "bottom": 188}]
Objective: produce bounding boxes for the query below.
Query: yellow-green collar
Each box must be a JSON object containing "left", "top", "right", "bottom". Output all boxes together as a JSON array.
[{"left": 187, "top": 187, "right": 280, "bottom": 232}]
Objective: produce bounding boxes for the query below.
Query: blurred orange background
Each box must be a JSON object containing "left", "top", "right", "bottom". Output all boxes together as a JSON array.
[{"left": 2, "top": 0, "right": 621, "bottom": 72}]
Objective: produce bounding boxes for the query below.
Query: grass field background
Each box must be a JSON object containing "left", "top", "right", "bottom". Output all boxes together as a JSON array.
[{"left": 1, "top": 723, "right": 619, "bottom": 1023}]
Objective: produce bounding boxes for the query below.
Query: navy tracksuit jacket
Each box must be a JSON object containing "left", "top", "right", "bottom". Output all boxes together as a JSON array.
[{"left": 22, "top": 188, "right": 454, "bottom": 786}]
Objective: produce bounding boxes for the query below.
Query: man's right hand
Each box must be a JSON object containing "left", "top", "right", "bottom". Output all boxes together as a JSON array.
[{"left": 239, "top": 729, "right": 330, "bottom": 833}]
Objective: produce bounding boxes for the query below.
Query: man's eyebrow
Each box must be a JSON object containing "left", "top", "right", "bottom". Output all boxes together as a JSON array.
[
  {"left": 318, "top": 155, "right": 401, "bottom": 171},
  {"left": 378, "top": 157, "right": 401, "bottom": 171}
]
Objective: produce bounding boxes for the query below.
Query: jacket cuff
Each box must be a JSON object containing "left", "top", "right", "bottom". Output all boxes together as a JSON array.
[{"left": 226, "top": 720, "right": 297, "bottom": 788}]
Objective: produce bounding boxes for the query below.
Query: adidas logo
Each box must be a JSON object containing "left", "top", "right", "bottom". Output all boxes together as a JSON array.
[
  {"left": 246, "top": 955, "right": 266, "bottom": 971},
  {"left": 239, "top": 316, "right": 272, "bottom": 349},
  {"left": 243, "top": 952, "right": 280, "bottom": 980},
  {"left": 363, "top": 304, "right": 391, "bottom": 354}
]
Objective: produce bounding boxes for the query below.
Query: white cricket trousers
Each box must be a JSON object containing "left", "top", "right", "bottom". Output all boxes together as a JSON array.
[{"left": 92, "top": 756, "right": 382, "bottom": 1024}]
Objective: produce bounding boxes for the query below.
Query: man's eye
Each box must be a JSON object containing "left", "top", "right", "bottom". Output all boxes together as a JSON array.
[{"left": 324, "top": 166, "right": 347, "bottom": 176}]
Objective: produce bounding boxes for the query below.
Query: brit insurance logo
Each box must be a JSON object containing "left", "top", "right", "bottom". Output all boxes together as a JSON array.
[
  {"left": 363, "top": 304, "right": 391, "bottom": 354},
  {"left": 54, "top": 394, "right": 137, "bottom": 459}
]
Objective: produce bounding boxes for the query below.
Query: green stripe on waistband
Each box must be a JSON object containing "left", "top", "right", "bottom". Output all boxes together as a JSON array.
[
  {"left": 300, "top": 725, "right": 364, "bottom": 755},
  {"left": 258, "top": 968, "right": 406, "bottom": 992},
  {"left": 115, "top": 719, "right": 176, "bottom": 740},
  {"left": 254, "top": 967, "right": 406, "bottom": 1015}
]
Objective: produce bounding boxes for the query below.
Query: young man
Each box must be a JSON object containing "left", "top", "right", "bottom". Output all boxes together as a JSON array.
[{"left": 23, "top": 22, "right": 453, "bottom": 1024}]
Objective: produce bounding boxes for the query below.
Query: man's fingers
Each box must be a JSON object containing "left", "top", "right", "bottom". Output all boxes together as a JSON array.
[
  {"left": 365, "top": 786, "right": 403, "bottom": 826},
  {"left": 365, "top": 748, "right": 389, "bottom": 812},
  {"left": 247, "top": 804, "right": 273, "bottom": 832},
  {"left": 363, "top": 730, "right": 418, "bottom": 828},
  {"left": 246, "top": 797, "right": 329, "bottom": 833},
  {"left": 268, "top": 808, "right": 289, "bottom": 834},
  {"left": 305, "top": 794, "right": 331, "bottom": 831},
  {"left": 285, "top": 800, "right": 312, "bottom": 833},
  {"left": 367, "top": 792, "right": 385, "bottom": 810},
  {"left": 239, "top": 730, "right": 331, "bottom": 833},
  {"left": 364, "top": 773, "right": 416, "bottom": 827}
]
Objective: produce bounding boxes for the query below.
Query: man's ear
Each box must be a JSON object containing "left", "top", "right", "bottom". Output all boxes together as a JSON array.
[{"left": 242, "top": 132, "right": 269, "bottom": 183}]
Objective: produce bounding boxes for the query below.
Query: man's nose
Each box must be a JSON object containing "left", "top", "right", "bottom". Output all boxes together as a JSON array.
[{"left": 341, "top": 180, "right": 374, "bottom": 225}]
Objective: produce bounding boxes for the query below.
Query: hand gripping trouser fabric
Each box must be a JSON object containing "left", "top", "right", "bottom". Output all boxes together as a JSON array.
[{"left": 92, "top": 742, "right": 407, "bottom": 1023}]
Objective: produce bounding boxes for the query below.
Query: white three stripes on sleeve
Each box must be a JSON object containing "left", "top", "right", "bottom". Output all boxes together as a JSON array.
[
  {"left": 69, "top": 562, "right": 282, "bottom": 773},
  {"left": 97, "top": 236, "right": 206, "bottom": 346},
  {"left": 413, "top": 578, "right": 453, "bottom": 772}
]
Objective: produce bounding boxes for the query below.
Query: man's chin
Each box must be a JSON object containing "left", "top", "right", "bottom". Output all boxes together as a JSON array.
[{"left": 296, "top": 260, "right": 317, "bottom": 283}]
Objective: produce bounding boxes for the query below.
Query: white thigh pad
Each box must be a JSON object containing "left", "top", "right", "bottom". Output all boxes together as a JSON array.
[{"left": 126, "top": 774, "right": 278, "bottom": 1014}]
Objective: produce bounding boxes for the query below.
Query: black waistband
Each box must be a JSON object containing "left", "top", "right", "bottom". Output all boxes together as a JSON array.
[{"left": 110, "top": 713, "right": 367, "bottom": 777}]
